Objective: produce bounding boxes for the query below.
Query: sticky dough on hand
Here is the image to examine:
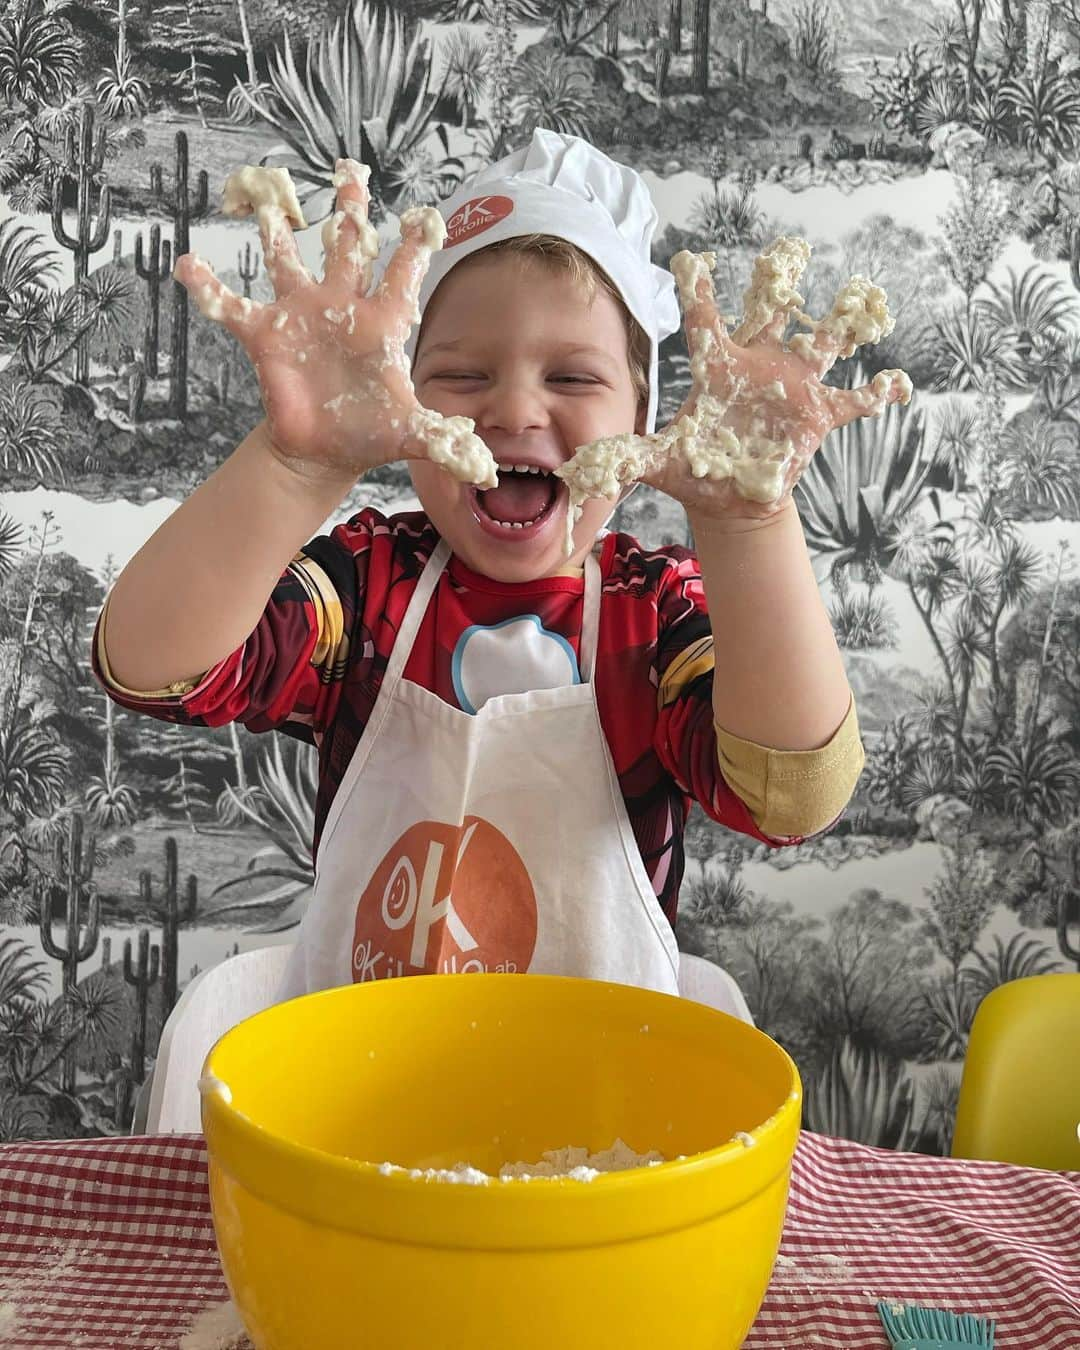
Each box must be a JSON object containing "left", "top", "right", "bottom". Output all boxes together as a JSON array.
[
  {"left": 218, "top": 164, "right": 498, "bottom": 491},
  {"left": 222, "top": 165, "right": 308, "bottom": 229},
  {"left": 555, "top": 237, "right": 912, "bottom": 557}
]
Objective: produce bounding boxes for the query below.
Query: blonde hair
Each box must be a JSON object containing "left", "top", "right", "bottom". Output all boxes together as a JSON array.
[{"left": 461, "top": 233, "right": 652, "bottom": 410}]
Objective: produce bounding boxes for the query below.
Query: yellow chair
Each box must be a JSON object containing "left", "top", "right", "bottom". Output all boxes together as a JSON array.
[{"left": 952, "top": 972, "right": 1080, "bottom": 1172}]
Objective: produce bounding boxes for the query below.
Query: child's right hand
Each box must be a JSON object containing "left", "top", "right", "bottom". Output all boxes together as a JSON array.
[{"left": 173, "top": 159, "right": 497, "bottom": 489}]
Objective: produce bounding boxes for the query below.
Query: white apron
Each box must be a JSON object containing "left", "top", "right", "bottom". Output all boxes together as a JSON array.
[{"left": 278, "top": 537, "right": 751, "bottom": 1022}]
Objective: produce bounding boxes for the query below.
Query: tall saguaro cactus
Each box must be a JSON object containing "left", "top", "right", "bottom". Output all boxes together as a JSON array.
[
  {"left": 134, "top": 223, "right": 172, "bottom": 378},
  {"left": 1059, "top": 891, "right": 1080, "bottom": 970},
  {"left": 656, "top": 40, "right": 671, "bottom": 100},
  {"left": 692, "top": 0, "right": 710, "bottom": 93},
  {"left": 151, "top": 130, "right": 209, "bottom": 419},
  {"left": 150, "top": 835, "right": 199, "bottom": 1015},
  {"left": 38, "top": 813, "right": 100, "bottom": 1094},
  {"left": 123, "top": 928, "right": 160, "bottom": 1090},
  {"left": 237, "top": 241, "right": 258, "bottom": 298},
  {"left": 51, "top": 103, "right": 112, "bottom": 385},
  {"left": 668, "top": 0, "right": 682, "bottom": 53}
]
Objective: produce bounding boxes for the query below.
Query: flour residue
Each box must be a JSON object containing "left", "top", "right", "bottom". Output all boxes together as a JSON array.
[
  {"left": 378, "top": 1138, "right": 666, "bottom": 1184},
  {"left": 178, "top": 1299, "right": 253, "bottom": 1349}
]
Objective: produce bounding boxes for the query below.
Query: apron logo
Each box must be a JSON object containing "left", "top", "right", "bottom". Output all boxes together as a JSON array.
[
  {"left": 444, "top": 195, "right": 514, "bottom": 247},
  {"left": 352, "top": 816, "right": 537, "bottom": 982}
]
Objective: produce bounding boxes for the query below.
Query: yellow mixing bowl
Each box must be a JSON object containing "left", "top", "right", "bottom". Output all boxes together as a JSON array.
[{"left": 201, "top": 973, "right": 801, "bottom": 1350}]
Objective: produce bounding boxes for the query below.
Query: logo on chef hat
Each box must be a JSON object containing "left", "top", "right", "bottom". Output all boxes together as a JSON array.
[
  {"left": 352, "top": 817, "right": 537, "bottom": 982},
  {"left": 445, "top": 195, "right": 514, "bottom": 247}
]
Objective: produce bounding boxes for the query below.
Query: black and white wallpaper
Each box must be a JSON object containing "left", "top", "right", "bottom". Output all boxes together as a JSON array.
[{"left": 0, "top": 0, "right": 1078, "bottom": 1148}]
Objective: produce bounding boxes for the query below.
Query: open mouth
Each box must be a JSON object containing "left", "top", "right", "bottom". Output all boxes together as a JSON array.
[{"left": 469, "top": 463, "right": 565, "bottom": 540}]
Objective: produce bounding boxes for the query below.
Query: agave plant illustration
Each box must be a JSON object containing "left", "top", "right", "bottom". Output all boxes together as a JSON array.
[
  {"left": 985, "top": 723, "right": 1080, "bottom": 827},
  {"left": 515, "top": 48, "right": 593, "bottom": 141},
  {"left": 965, "top": 933, "right": 1062, "bottom": 999},
  {"left": 803, "top": 1038, "right": 920, "bottom": 1150},
  {"left": 207, "top": 735, "right": 317, "bottom": 931},
  {"left": 0, "top": 3, "right": 80, "bottom": 109},
  {"left": 85, "top": 763, "right": 139, "bottom": 828},
  {"left": 977, "top": 265, "right": 1079, "bottom": 381},
  {"left": 926, "top": 303, "right": 1026, "bottom": 391},
  {"left": 0, "top": 381, "right": 65, "bottom": 483},
  {"left": 0, "top": 707, "right": 67, "bottom": 824},
  {"left": 795, "top": 369, "right": 938, "bottom": 585},
  {"left": 237, "top": 0, "right": 461, "bottom": 219},
  {"left": 922, "top": 974, "right": 981, "bottom": 1060},
  {"left": 1000, "top": 414, "right": 1080, "bottom": 516},
  {"left": 95, "top": 50, "right": 150, "bottom": 121},
  {"left": 1000, "top": 66, "right": 1080, "bottom": 161},
  {"left": 0, "top": 935, "right": 46, "bottom": 1007}
]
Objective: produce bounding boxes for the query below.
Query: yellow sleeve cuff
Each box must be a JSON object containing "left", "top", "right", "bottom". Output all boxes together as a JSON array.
[
  {"left": 714, "top": 696, "right": 865, "bottom": 838},
  {"left": 96, "top": 595, "right": 201, "bottom": 699}
]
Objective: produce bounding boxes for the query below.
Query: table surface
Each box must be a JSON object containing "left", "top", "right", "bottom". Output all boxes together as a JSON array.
[{"left": 0, "top": 1130, "right": 1076, "bottom": 1348}]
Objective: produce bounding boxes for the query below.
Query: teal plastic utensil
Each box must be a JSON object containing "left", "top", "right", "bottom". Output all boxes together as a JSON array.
[{"left": 877, "top": 1301, "right": 996, "bottom": 1349}]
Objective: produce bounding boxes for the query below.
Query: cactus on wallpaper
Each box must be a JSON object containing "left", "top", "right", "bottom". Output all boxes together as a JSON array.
[
  {"left": 606, "top": 0, "right": 621, "bottom": 56},
  {"left": 692, "top": 0, "right": 710, "bottom": 93},
  {"left": 124, "top": 926, "right": 160, "bottom": 1087},
  {"left": 134, "top": 223, "right": 172, "bottom": 377},
  {"left": 1058, "top": 892, "right": 1080, "bottom": 970},
  {"left": 51, "top": 103, "right": 112, "bottom": 386},
  {"left": 127, "top": 360, "right": 146, "bottom": 422},
  {"left": 655, "top": 41, "right": 671, "bottom": 100},
  {"left": 737, "top": 37, "right": 749, "bottom": 81},
  {"left": 1069, "top": 224, "right": 1079, "bottom": 292},
  {"left": 237, "top": 240, "right": 258, "bottom": 299},
  {"left": 37, "top": 813, "right": 100, "bottom": 1094},
  {"left": 668, "top": 0, "right": 682, "bottom": 52},
  {"left": 151, "top": 130, "right": 209, "bottom": 420},
  {"left": 140, "top": 837, "right": 199, "bottom": 1016}
]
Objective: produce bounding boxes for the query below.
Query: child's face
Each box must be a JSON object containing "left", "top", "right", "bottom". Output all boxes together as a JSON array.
[{"left": 410, "top": 252, "right": 645, "bottom": 581}]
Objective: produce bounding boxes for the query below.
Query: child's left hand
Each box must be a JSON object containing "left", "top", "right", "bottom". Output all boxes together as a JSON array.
[{"left": 556, "top": 239, "right": 912, "bottom": 536}]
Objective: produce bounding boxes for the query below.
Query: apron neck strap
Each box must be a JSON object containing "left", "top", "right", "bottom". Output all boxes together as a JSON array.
[
  {"left": 385, "top": 535, "right": 603, "bottom": 684},
  {"left": 580, "top": 548, "right": 602, "bottom": 682},
  {"left": 383, "top": 535, "right": 451, "bottom": 684}
]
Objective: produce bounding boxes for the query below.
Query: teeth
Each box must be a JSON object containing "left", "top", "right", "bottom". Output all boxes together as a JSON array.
[
  {"left": 491, "top": 518, "right": 537, "bottom": 529},
  {"left": 496, "top": 463, "right": 544, "bottom": 475}
]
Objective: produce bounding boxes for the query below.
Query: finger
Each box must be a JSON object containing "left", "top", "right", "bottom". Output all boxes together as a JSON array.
[
  {"left": 732, "top": 236, "right": 811, "bottom": 347},
  {"left": 174, "top": 252, "right": 262, "bottom": 338},
  {"left": 256, "top": 204, "right": 316, "bottom": 299},
  {"left": 321, "top": 158, "right": 380, "bottom": 292},
  {"left": 801, "top": 276, "right": 895, "bottom": 375},
  {"left": 822, "top": 369, "right": 913, "bottom": 431},
  {"left": 670, "top": 249, "right": 733, "bottom": 351},
  {"left": 373, "top": 207, "right": 445, "bottom": 327}
]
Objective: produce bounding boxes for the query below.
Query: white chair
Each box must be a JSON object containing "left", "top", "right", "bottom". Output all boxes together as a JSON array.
[
  {"left": 141, "top": 944, "right": 295, "bottom": 1135},
  {"left": 141, "top": 945, "right": 753, "bottom": 1134}
]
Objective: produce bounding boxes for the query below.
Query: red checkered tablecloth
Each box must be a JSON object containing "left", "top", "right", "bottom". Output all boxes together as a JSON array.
[{"left": 0, "top": 1131, "right": 1076, "bottom": 1348}]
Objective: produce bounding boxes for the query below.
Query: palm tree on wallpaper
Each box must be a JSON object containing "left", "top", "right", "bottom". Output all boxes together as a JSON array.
[
  {"left": 0, "top": 0, "right": 82, "bottom": 212},
  {"left": 439, "top": 25, "right": 487, "bottom": 131}
]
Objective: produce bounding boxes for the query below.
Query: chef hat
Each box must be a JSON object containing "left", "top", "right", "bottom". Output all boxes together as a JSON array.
[{"left": 376, "top": 128, "right": 681, "bottom": 433}]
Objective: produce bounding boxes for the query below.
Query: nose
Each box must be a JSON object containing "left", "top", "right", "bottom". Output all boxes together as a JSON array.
[{"left": 477, "top": 377, "right": 550, "bottom": 436}]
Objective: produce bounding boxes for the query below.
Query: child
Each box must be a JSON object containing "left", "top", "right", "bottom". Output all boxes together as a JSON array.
[{"left": 94, "top": 131, "right": 881, "bottom": 1010}]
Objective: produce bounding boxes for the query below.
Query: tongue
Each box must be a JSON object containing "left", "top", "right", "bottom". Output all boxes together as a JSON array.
[{"left": 479, "top": 473, "right": 555, "bottom": 524}]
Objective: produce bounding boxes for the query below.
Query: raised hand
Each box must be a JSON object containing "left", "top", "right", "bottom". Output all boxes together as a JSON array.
[
  {"left": 556, "top": 236, "right": 912, "bottom": 545},
  {"left": 173, "top": 159, "right": 496, "bottom": 489}
]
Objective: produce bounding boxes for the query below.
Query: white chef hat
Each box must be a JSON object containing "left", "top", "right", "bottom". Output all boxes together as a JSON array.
[{"left": 376, "top": 128, "right": 681, "bottom": 433}]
